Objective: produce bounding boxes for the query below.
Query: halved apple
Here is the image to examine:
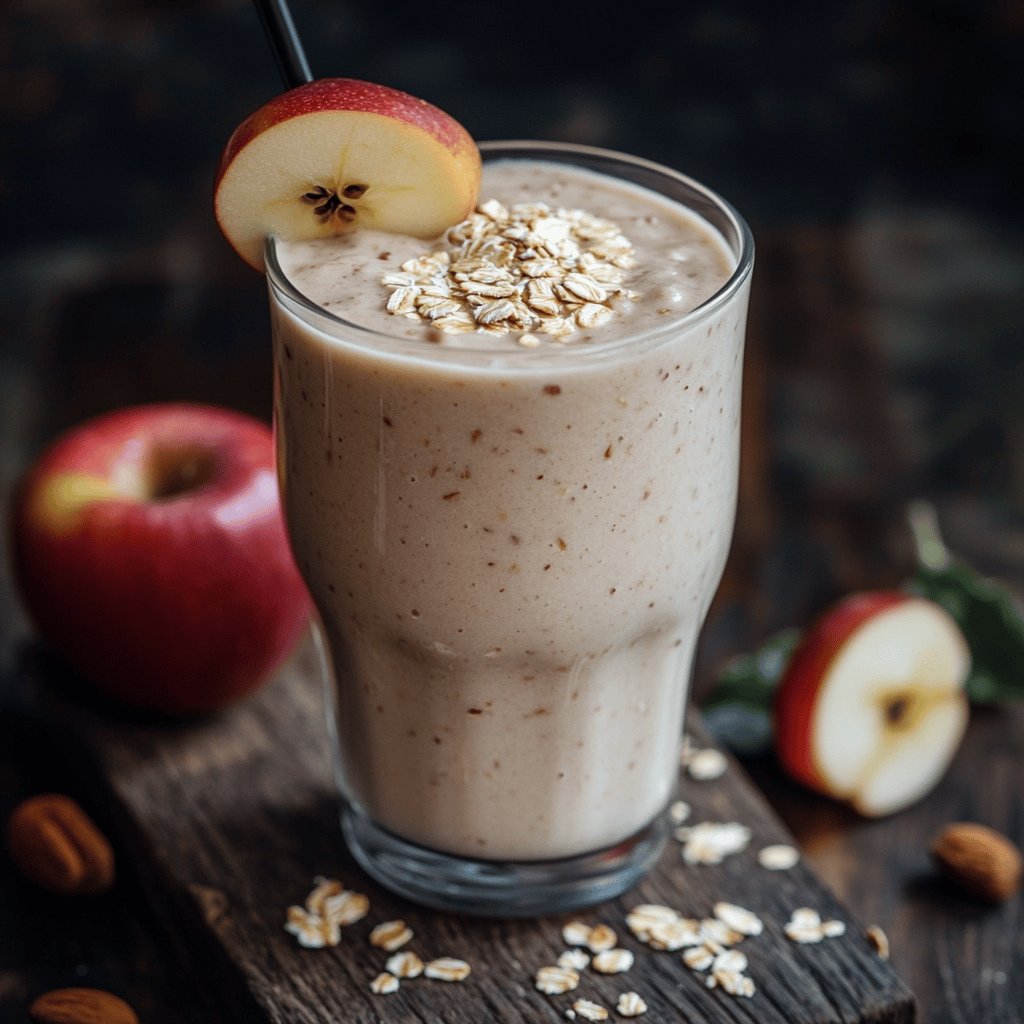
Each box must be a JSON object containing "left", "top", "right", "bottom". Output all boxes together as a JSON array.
[
  {"left": 774, "top": 592, "right": 970, "bottom": 816},
  {"left": 215, "top": 78, "right": 481, "bottom": 269}
]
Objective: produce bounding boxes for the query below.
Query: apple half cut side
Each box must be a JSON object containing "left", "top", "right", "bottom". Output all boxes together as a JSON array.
[
  {"left": 774, "top": 592, "right": 970, "bottom": 817},
  {"left": 214, "top": 78, "right": 482, "bottom": 270}
]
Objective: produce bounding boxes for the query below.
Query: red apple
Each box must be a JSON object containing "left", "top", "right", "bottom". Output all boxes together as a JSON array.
[
  {"left": 774, "top": 591, "right": 970, "bottom": 816},
  {"left": 10, "top": 404, "right": 312, "bottom": 714},
  {"left": 214, "top": 77, "right": 482, "bottom": 269}
]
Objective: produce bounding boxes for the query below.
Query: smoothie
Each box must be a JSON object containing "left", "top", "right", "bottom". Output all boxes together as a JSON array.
[{"left": 269, "top": 154, "right": 748, "bottom": 863}]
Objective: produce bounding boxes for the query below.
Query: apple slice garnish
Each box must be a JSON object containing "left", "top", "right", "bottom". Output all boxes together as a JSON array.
[
  {"left": 774, "top": 592, "right": 970, "bottom": 816},
  {"left": 214, "top": 77, "right": 481, "bottom": 269}
]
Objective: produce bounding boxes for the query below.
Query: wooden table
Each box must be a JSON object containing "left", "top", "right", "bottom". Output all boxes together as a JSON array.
[{"left": 2, "top": 2, "right": 1022, "bottom": 1019}]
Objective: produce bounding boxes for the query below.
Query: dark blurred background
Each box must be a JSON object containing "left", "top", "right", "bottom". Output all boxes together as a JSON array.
[{"left": 2, "top": 1, "right": 1023, "bottom": 1020}]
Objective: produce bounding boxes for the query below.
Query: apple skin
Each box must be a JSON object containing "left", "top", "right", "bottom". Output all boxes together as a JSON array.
[
  {"left": 10, "top": 404, "right": 312, "bottom": 715},
  {"left": 773, "top": 591, "right": 909, "bottom": 793},
  {"left": 214, "top": 78, "right": 479, "bottom": 186},
  {"left": 214, "top": 77, "right": 482, "bottom": 269}
]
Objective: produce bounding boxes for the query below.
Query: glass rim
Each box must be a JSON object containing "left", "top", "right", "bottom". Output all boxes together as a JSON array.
[{"left": 265, "top": 140, "right": 754, "bottom": 371}]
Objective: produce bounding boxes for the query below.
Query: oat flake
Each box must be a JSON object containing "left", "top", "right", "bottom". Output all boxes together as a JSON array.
[
  {"left": 424, "top": 957, "right": 472, "bottom": 982},
  {"left": 687, "top": 748, "right": 728, "bottom": 780},
  {"left": 592, "top": 948, "right": 634, "bottom": 974},
  {"left": 370, "top": 972, "right": 399, "bottom": 995},
  {"left": 535, "top": 964, "right": 580, "bottom": 995},
  {"left": 562, "top": 920, "right": 593, "bottom": 946},
  {"left": 370, "top": 919, "right": 413, "bottom": 951},
  {"left": 713, "top": 902, "right": 763, "bottom": 937},
  {"left": 586, "top": 924, "right": 617, "bottom": 952},
  {"left": 668, "top": 800, "right": 691, "bottom": 825},
  {"left": 557, "top": 949, "right": 591, "bottom": 971},
  {"left": 758, "top": 844, "right": 800, "bottom": 871},
  {"left": 572, "top": 998, "right": 609, "bottom": 1021},
  {"left": 616, "top": 992, "right": 648, "bottom": 1017},
  {"left": 386, "top": 950, "right": 424, "bottom": 978},
  {"left": 866, "top": 924, "right": 890, "bottom": 960}
]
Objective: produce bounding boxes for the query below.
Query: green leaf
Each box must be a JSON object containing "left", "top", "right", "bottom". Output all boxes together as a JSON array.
[
  {"left": 701, "top": 628, "right": 802, "bottom": 754},
  {"left": 907, "top": 562, "right": 1024, "bottom": 703}
]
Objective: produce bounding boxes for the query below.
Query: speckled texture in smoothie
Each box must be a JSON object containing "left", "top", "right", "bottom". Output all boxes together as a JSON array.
[{"left": 271, "top": 159, "right": 748, "bottom": 860}]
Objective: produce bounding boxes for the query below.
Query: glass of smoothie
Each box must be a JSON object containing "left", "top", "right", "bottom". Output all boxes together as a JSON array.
[{"left": 264, "top": 140, "right": 752, "bottom": 915}]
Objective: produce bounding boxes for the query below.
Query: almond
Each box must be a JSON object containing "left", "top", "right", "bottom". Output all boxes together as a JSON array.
[
  {"left": 930, "top": 821, "right": 1022, "bottom": 903},
  {"left": 7, "top": 794, "right": 115, "bottom": 895},
  {"left": 29, "top": 988, "right": 138, "bottom": 1024}
]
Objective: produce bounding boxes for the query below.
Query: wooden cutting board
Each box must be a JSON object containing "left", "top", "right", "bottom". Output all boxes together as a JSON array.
[{"left": 27, "top": 639, "right": 914, "bottom": 1024}]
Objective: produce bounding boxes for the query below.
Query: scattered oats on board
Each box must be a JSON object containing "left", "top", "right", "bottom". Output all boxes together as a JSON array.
[
  {"left": 535, "top": 965, "right": 580, "bottom": 995},
  {"left": 592, "top": 948, "right": 634, "bottom": 974},
  {"left": 386, "top": 950, "right": 424, "bottom": 978},
  {"left": 616, "top": 991, "right": 648, "bottom": 1017},
  {"left": 758, "top": 843, "right": 800, "bottom": 871},
  {"left": 369, "top": 919, "right": 413, "bottom": 951},
  {"left": 713, "top": 901, "right": 764, "bottom": 936},
  {"left": 784, "top": 908, "right": 847, "bottom": 943},
  {"left": 562, "top": 920, "right": 593, "bottom": 946},
  {"left": 687, "top": 747, "right": 728, "bottom": 781},
  {"left": 675, "top": 821, "right": 752, "bottom": 865},
  {"left": 557, "top": 948, "right": 591, "bottom": 971},
  {"left": 668, "top": 800, "right": 691, "bottom": 825},
  {"left": 586, "top": 924, "right": 618, "bottom": 952},
  {"left": 369, "top": 972, "right": 399, "bottom": 995},
  {"left": 866, "top": 924, "right": 890, "bottom": 960},
  {"left": 572, "top": 998, "right": 610, "bottom": 1021},
  {"left": 381, "top": 201, "right": 639, "bottom": 340},
  {"left": 424, "top": 957, "right": 472, "bottom": 982}
]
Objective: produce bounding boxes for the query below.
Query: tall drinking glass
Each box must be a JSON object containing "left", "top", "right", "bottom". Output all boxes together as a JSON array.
[{"left": 268, "top": 142, "right": 753, "bottom": 915}]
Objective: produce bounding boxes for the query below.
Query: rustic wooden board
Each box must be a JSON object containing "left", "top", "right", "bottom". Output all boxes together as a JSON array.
[{"left": 31, "top": 639, "right": 915, "bottom": 1024}]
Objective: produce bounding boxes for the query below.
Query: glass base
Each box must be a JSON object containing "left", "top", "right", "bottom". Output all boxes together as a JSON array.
[{"left": 340, "top": 804, "right": 668, "bottom": 917}]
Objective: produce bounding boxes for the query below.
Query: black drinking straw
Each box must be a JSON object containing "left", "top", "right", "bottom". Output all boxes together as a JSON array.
[{"left": 253, "top": 0, "right": 314, "bottom": 89}]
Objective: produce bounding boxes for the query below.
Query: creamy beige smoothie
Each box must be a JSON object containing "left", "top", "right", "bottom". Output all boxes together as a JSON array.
[{"left": 270, "top": 154, "right": 748, "bottom": 863}]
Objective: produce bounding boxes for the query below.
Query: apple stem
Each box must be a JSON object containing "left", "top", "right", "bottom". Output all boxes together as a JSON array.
[
  {"left": 907, "top": 499, "right": 952, "bottom": 571},
  {"left": 253, "top": 0, "right": 313, "bottom": 90}
]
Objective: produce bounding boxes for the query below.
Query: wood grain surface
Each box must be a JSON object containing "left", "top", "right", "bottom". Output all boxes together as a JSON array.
[{"left": 21, "top": 640, "right": 913, "bottom": 1024}]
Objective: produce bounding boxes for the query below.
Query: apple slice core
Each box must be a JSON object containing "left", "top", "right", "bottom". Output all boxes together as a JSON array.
[{"left": 215, "top": 79, "right": 481, "bottom": 270}]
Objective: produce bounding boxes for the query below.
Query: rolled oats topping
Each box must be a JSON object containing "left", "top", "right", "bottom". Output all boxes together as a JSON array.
[
  {"left": 591, "top": 948, "right": 634, "bottom": 974},
  {"left": 571, "top": 998, "right": 610, "bottom": 1021},
  {"left": 385, "top": 950, "right": 425, "bottom": 978},
  {"left": 616, "top": 992, "right": 648, "bottom": 1017},
  {"left": 424, "top": 957, "right": 472, "bottom": 982},
  {"left": 381, "top": 201, "right": 638, "bottom": 340},
  {"left": 535, "top": 964, "right": 581, "bottom": 995},
  {"left": 369, "top": 972, "right": 399, "bottom": 995},
  {"left": 758, "top": 844, "right": 800, "bottom": 871},
  {"left": 369, "top": 919, "right": 414, "bottom": 951},
  {"left": 557, "top": 949, "right": 591, "bottom": 971}
]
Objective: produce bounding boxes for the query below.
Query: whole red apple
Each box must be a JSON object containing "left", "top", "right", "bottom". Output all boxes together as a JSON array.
[{"left": 10, "top": 403, "right": 312, "bottom": 714}]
